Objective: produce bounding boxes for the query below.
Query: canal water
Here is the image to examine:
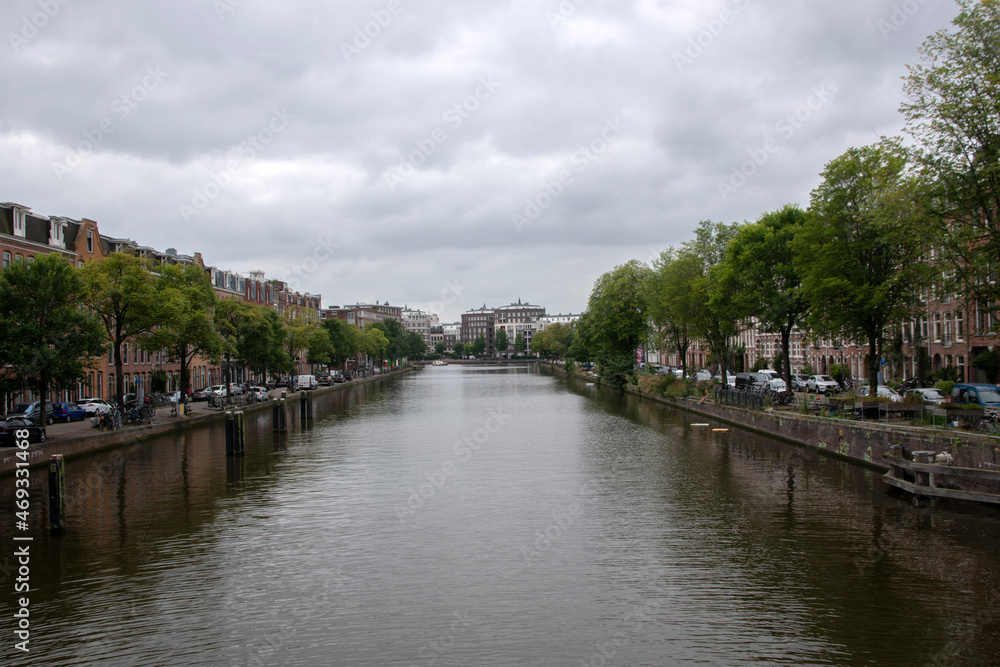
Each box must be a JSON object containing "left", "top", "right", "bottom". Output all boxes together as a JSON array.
[{"left": 3, "top": 364, "right": 999, "bottom": 666}]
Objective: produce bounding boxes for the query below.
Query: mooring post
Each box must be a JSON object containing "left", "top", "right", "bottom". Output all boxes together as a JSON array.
[
  {"left": 238, "top": 411, "right": 245, "bottom": 453},
  {"left": 225, "top": 411, "right": 234, "bottom": 454},
  {"left": 306, "top": 392, "right": 313, "bottom": 419},
  {"left": 48, "top": 454, "right": 66, "bottom": 534},
  {"left": 300, "top": 392, "right": 307, "bottom": 422},
  {"left": 272, "top": 398, "right": 279, "bottom": 432},
  {"left": 278, "top": 393, "right": 287, "bottom": 432}
]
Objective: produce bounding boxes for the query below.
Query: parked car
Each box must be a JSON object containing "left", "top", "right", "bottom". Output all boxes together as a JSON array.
[
  {"left": 5, "top": 401, "right": 53, "bottom": 425},
  {"left": 905, "top": 387, "right": 947, "bottom": 406},
  {"left": 0, "top": 417, "right": 46, "bottom": 446},
  {"left": 950, "top": 383, "right": 1000, "bottom": 414},
  {"left": 759, "top": 370, "right": 786, "bottom": 392},
  {"left": 735, "top": 372, "right": 770, "bottom": 389},
  {"left": 316, "top": 374, "right": 332, "bottom": 386},
  {"left": 856, "top": 385, "right": 903, "bottom": 402},
  {"left": 332, "top": 371, "right": 346, "bottom": 383},
  {"left": 806, "top": 375, "right": 840, "bottom": 394},
  {"left": 295, "top": 375, "right": 318, "bottom": 390},
  {"left": 694, "top": 369, "right": 713, "bottom": 382},
  {"left": 791, "top": 374, "right": 811, "bottom": 392},
  {"left": 167, "top": 391, "right": 181, "bottom": 405},
  {"left": 51, "top": 401, "right": 87, "bottom": 422},
  {"left": 250, "top": 386, "right": 269, "bottom": 401},
  {"left": 77, "top": 398, "right": 112, "bottom": 416},
  {"left": 190, "top": 388, "right": 211, "bottom": 402}
]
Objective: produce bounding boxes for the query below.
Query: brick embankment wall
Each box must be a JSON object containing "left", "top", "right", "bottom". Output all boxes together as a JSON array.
[
  {"left": 0, "top": 368, "right": 413, "bottom": 476},
  {"left": 541, "top": 363, "right": 1000, "bottom": 472}
]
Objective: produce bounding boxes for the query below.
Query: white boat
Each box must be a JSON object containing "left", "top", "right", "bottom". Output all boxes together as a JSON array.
[{"left": 431, "top": 360, "right": 448, "bottom": 366}]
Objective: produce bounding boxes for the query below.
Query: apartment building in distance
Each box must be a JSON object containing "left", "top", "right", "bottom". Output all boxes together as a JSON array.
[
  {"left": 321, "top": 302, "right": 402, "bottom": 329},
  {"left": 461, "top": 305, "right": 496, "bottom": 354}
]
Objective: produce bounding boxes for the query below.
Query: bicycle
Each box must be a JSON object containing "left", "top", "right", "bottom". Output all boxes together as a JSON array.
[{"left": 976, "top": 412, "right": 1000, "bottom": 436}]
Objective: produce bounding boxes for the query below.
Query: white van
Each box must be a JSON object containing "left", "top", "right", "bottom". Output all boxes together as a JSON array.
[{"left": 295, "top": 375, "right": 318, "bottom": 390}]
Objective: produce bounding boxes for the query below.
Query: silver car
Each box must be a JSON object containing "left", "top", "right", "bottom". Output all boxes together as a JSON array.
[{"left": 806, "top": 375, "right": 840, "bottom": 394}]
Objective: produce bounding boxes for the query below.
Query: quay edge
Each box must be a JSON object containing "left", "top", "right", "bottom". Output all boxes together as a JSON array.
[
  {"left": 540, "top": 362, "right": 1000, "bottom": 475},
  {"left": 0, "top": 367, "right": 414, "bottom": 477}
]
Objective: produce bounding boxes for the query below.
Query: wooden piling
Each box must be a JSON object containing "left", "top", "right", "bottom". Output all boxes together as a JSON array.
[
  {"left": 225, "top": 411, "right": 235, "bottom": 454},
  {"left": 48, "top": 455, "right": 66, "bottom": 534}
]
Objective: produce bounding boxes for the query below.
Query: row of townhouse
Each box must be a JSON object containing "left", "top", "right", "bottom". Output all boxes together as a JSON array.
[
  {"left": 1, "top": 201, "right": 322, "bottom": 411},
  {"left": 650, "top": 294, "right": 999, "bottom": 384}
]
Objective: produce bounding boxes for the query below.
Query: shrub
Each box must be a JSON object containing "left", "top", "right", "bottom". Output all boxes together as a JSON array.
[
  {"left": 801, "top": 363, "right": 815, "bottom": 376},
  {"left": 934, "top": 380, "right": 955, "bottom": 395},
  {"left": 696, "top": 379, "right": 714, "bottom": 396}
]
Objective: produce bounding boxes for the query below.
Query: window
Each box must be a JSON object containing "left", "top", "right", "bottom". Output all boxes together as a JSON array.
[
  {"left": 12, "top": 209, "right": 25, "bottom": 237},
  {"left": 933, "top": 313, "right": 942, "bottom": 342},
  {"left": 123, "top": 343, "right": 129, "bottom": 365},
  {"left": 956, "top": 312, "right": 964, "bottom": 341},
  {"left": 86, "top": 229, "right": 94, "bottom": 253},
  {"left": 2, "top": 251, "right": 9, "bottom": 268}
]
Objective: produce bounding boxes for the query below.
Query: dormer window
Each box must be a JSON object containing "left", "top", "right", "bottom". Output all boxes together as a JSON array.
[
  {"left": 49, "top": 220, "right": 65, "bottom": 247},
  {"left": 86, "top": 229, "right": 94, "bottom": 253},
  {"left": 12, "top": 209, "right": 26, "bottom": 237}
]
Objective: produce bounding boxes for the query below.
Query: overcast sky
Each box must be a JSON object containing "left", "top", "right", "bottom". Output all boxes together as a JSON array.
[{"left": 0, "top": 0, "right": 960, "bottom": 320}]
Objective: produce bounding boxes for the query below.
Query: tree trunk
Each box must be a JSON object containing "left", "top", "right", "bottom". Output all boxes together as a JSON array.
[
  {"left": 780, "top": 324, "right": 793, "bottom": 389},
  {"left": 114, "top": 337, "right": 125, "bottom": 411},
  {"left": 867, "top": 333, "right": 879, "bottom": 395}
]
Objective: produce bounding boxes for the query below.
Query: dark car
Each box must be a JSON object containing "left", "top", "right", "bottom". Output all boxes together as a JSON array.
[
  {"left": 0, "top": 417, "right": 46, "bottom": 446},
  {"left": 735, "top": 372, "right": 770, "bottom": 389},
  {"left": 6, "top": 401, "right": 53, "bottom": 425}
]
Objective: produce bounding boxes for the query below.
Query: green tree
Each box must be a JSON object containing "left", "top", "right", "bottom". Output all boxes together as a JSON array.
[
  {"left": 495, "top": 329, "right": 509, "bottom": 357},
  {"left": 80, "top": 252, "right": 165, "bottom": 408},
  {"left": 646, "top": 248, "right": 700, "bottom": 378},
  {"left": 359, "top": 325, "right": 389, "bottom": 363},
  {"left": 587, "top": 259, "right": 651, "bottom": 387},
  {"left": 404, "top": 331, "right": 428, "bottom": 360},
  {"left": 514, "top": 333, "right": 526, "bottom": 354},
  {"left": 434, "top": 341, "right": 447, "bottom": 355},
  {"left": 688, "top": 221, "right": 740, "bottom": 385},
  {"left": 307, "top": 327, "right": 333, "bottom": 368},
  {"left": 567, "top": 312, "right": 595, "bottom": 363},
  {"left": 901, "top": 0, "right": 1000, "bottom": 333},
  {"left": 453, "top": 341, "right": 465, "bottom": 357},
  {"left": 239, "top": 306, "right": 290, "bottom": 381},
  {"left": 282, "top": 309, "right": 323, "bottom": 374},
  {"left": 471, "top": 335, "right": 486, "bottom": 357},
  {"left": 322, "top": 317, "right": 359, "bottom": 368},
  {"left": 795, "top": 140, "right": 932, "bottom": 396},
  {"left": 0, "top": 254, "right": 105, "bottom": 426},
  {"left": 717, "top": 205, "right": 809, "bottom": 388},
  {"left": 147, "top": 262, "right": 222, "bottom": 406}
]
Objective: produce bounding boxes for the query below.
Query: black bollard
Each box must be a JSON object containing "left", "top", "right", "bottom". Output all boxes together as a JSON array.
[
  {"left": 48, "top": 455, "right": 66, "bottom": 534},
  {"left": 305, "top": 393, "right": 313, "bottom": 419},
  {"left": 236, "top": 411, "right": 245, "bottom": 454},
  {"left": 300, "top": 392, "right": 307, "bottom": 422},
  {"left": 272, "top": 398, "right": 280, "bottom": 432},
  {"left": 225, "top": 411, "right": 235, "bottom": 454},
  {"left": 278, "top": 396, "right": 287, "bottom": 432}
]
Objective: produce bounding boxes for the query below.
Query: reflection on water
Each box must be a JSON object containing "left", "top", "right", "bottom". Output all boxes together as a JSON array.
[{"left": 2, "top": 365, "right": 998, "bottom": 666}]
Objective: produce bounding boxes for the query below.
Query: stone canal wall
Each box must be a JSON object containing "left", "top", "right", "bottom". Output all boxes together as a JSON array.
[
  {"left": 543, "top": 363, "right": 1000, "bottom": 473},
  {"left": 0, "top": 368, "right": 413, "bottom": 476}
]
